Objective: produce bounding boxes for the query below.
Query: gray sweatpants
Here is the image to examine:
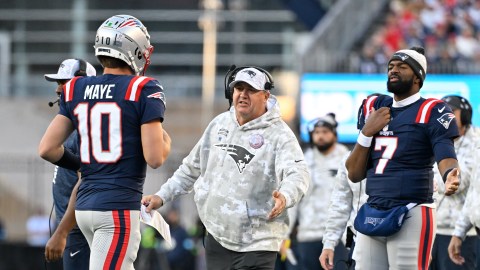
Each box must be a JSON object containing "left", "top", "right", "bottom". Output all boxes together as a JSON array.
[{"left": 353, "top": 204, "right": 436, "bottom": 270}]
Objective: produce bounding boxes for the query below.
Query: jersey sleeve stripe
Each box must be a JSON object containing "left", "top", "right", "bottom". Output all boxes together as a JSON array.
[
  {"left": 134, "top": 77, "right": 154, "bottom": 101},
  {"left": 125, "top": 76, "right": 154, "bottom": 102},
  {"left": 64, "top": 77, "right": 80, "bottom": 102},
  {"left": 125, "top": 76, "right": 139, "bottom": 100},
  {"left": 364, "top": 96, "right": 378, "bottom": 119},
  {"left": 416, "top": 98, "right": 442, "bottom": 123}
]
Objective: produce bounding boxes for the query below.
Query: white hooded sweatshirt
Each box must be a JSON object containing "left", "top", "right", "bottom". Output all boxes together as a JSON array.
[{"left": 156, "top": 96, "right": 310, "bottom": 252}]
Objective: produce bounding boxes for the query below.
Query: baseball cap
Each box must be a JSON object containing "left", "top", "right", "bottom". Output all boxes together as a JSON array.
[
  {"left": 228, "top": 67, "right": 269, "bottom": 91},
  {"left": 44, "top": 59, "right": 96, "bottom": 81}
]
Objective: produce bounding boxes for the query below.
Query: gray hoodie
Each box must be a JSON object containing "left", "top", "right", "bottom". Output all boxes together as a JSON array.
[
  {"left": 435, "top": 127, "right": 479, "bottom": 236},
  {"left": 156, "top": 96, "right": 310, "bottom": 252},
  {"left": 452, "top": 127, "right": 480, "bottom": 239}
]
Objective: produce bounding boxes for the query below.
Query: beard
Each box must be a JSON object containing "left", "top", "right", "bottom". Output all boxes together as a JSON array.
[
  {"left": 316, "top": 141, "right": 335, "bottom": 153},
  {"left": 387, "top": 77, "right": 414, "bottom": 95}
]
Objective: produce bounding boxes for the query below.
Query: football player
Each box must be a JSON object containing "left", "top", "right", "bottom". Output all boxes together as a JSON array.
[
  {"left": 39, "top": 15, "right": 171, "bottom": 269},
  {"left": 346, "top": 46, "right": 461, "bottom": 269},
  {"left": 43, "top": 58, "right": 96, "bottom": 269}
]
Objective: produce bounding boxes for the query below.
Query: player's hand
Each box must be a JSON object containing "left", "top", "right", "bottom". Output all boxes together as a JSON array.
[
  {"left": 45, "top": 232, "right": 67, "bottom": 262},
  {"left": 268, "top": 190, "right": 286, "bottom": 220},
  {"left": 444, "top": 168, "right": 460, "bottom": 196},
  {"left": 141, "top": 195, "right": 164, "bottom": 213},
  {"left": 320, "top": 249, "right": 335, "bottom": 270},
  {"left": 362, "top": 107, "right": 391, "bottom": 136},
  {"left": 448, "top": 236, "right": 465, "bottom": 265}
]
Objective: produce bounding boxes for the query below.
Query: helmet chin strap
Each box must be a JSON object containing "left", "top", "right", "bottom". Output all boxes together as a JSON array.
[
  {"left": 128, "top": 51, "right": 140, "bottom": 75},
  {"left": 141, "top": 46, "right": 154, "bottom": 76}
]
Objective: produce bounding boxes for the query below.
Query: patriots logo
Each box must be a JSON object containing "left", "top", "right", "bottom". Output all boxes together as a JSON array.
[
  {"left": 215, "top": 144, "right": 255, "bottom": 173},
  {"left": 437, "top": 113, "right": 455, "bottom": 129},
  {"left": 365, "top": 217, "right": 385, "bottom": 226},
  {"left": 118, "top": 19, "right": 143, "bottom": 28},
  {"left": 241, "top": 70, "right": 256, "bottom": 78},
  {"left": 393, "top": 53, "right": 409, "bottom": 61},
  {"left": 147, "top": 92, "right": 166, "bottom": 104}
]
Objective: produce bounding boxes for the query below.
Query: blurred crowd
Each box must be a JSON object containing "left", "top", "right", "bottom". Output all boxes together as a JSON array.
[{"left": 359, "top": 0, "right": 480, "bottom": 74}]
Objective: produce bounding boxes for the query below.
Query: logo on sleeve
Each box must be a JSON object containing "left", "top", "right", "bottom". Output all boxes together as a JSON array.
[
  {"left": 215, "top": 144, "right": 255, "bottom": 173},
  {"left": 147, "top": 92, "right": 166, "bottom": 104},
  {"left": 437, "top": 106, "right": 446, "bottom": 113},
  {"left": 437, "top": 113, "right": 455, "bottom": 129}
]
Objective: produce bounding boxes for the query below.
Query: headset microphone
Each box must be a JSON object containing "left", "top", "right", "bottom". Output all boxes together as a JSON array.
[{"left": 48, "top": 98, "right": 60, "bottom": 107}]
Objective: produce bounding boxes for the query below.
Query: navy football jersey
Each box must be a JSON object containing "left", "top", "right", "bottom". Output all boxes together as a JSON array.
[
  {"left": 52, "top": 131, "right": 79, "bottom": 223},
  {"left": 358, "top": 94, "right": 459, "bottom": 208},
  {"left": 58, "top": 74, "right": 166, "bottom": 211}
]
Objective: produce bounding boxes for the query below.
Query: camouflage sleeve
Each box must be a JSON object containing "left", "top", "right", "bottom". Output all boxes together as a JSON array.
[
  {"left": 286, "top": 202, "right": 299, "bottom": 234},
  {"left": 452, "top": 140, "right": 479, "bottom": 240},
  {"left": 322, "top": 155, "right": 353, "bottom": 250},
  {"left": 156, "top": 136, "right": 203, "bottom": 203},
  {"left": 453, "top": 190, "right": 474, "bottom": 240},
  {"left": 276, "top": 132, "right": 310, "bottom": 209}
]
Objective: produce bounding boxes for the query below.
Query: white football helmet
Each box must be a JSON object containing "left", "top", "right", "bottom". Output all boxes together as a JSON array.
[{"left": 94, "top": 15, "right": 153, "bottom": 75}]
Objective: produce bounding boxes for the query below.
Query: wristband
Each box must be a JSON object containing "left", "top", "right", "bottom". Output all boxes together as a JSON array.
[
  {"left": 53, "top": 148, "right": 81, "bottom": 171},
  {"left": 357, "top": 132, "right": 373, "bottom": 147},
  {"left": 442, "top": 168, "right": 455, "bottom": 183}
]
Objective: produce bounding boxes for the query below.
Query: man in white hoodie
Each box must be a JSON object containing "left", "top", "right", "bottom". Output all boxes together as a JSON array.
[
  {"left": 286, "top": 113, "right": 349, "bottom": 269},
  {"left": 440, "top": 95, "right": 480, "bottom": 269},
  {"left": 142, "top": 67, "right": 310, "bottom": 270},
  {"left": 319, "top": 152, "right": 368, "bottom": 270}
]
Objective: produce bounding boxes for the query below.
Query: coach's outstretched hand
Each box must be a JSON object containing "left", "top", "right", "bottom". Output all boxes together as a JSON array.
[
  {"left": 268, "top": 190, "right": 286, "bottom": 220},
  {"left": 141, "top": 195, "right": 164, "bottom": 213}
]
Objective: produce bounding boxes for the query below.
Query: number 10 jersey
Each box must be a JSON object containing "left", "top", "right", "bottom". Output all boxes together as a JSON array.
[{"left": 59, "top": 74, "right": 166, "bottom": 211}]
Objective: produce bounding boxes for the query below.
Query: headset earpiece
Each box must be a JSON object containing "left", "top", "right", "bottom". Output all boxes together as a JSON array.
[
  {"left": 264, "top": 81, "right": 273, "bottom": 91},
  {"left": 224, "top": 65, "right": 237, "bottom": 101},
  {"left": 74, "top": 58, "right": 87, "bottom": 77}
]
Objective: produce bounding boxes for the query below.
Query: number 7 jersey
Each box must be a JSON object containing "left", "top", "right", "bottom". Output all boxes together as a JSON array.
[
  {"left": 357, "top": 94, "right": 459, "bottom": 209},
  {"left": 59, "top": 74, "right": 166, "bottom": 211}
]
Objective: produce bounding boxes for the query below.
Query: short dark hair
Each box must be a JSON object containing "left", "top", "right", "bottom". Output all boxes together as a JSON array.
[{"left": 97, "top": 55, "right": 132, "bottom": 71}]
